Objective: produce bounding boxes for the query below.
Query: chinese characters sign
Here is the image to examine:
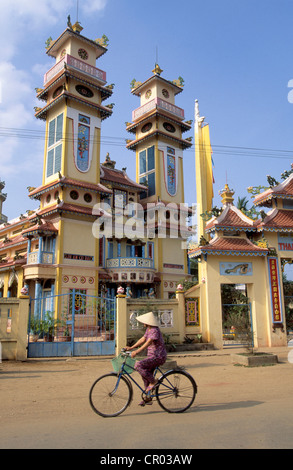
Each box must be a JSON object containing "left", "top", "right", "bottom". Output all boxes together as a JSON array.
[
  {"left": 185, "top": 298, "right": 200, "bottom": 326},
  {"left": 268, "top": 257, "right": 283, "bottom": 324}
]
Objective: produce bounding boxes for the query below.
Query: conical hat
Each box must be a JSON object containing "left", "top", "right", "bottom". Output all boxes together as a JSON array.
[{"left": 136, "top": 311, "right": 160, "bottom": 327}]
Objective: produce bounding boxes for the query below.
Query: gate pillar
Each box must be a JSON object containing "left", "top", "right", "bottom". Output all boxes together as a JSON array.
[{"left": 116, "top": 294, "right": 127, "bottom": 356}]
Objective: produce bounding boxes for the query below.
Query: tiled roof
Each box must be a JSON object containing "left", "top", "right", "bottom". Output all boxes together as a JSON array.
[
  {"left": 189, "top": 236, "right": 268, "bottom": 257},
  {"left": 35, "top": 92, "right": 112, "bottom": 121},
  {"left": 257, "top": 209, "right": 293, "bottom": 231},
  {"left": 254, "top": 174, "right": 293, "bottom": 206},
  {"left": 35, "top": 202, "right": 105, "bottom": 218},
  {"left": 205, "top": 205, "right": 257, "bottom": 232},
  {"left": 0, "top": 234, "right": 27, "bottom": 251},
  {"left": 126, "top": 129, "right": 192, "bottom": 151},
  {"left": 126, "top": 112, "right": 191, "bottom": 134},
  {"left": 22, "top": 222, "right": 58, "bottom": 237},
  {"left": 100, "top": 165, "right": 147, "bottom": 190},
  {"left": 46, "top": 28, "right": 107, "bottom": 59},
  {"left": 29, "top": 177, "right": 112, "bottom": 199}
]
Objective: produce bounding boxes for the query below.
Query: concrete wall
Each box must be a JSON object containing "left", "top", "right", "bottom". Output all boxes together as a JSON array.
[
  {"left": 115, "top": 291, "right": 201, "bottom": 355},
  {"left": 0, "top": 297, "right": 29, "bottom": 361}
]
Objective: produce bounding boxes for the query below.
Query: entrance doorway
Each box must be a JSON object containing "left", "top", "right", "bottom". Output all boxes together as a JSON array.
[{"left": 221, "top": 284, "right": 253, "bottom": 347}]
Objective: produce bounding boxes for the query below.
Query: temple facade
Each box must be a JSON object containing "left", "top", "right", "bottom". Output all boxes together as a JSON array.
[
  {"left": 0, "top": 19, "right": 291, "bottom": 349},
  {"left": 0, "top": 21, "right": 192, "bottom": 305}
]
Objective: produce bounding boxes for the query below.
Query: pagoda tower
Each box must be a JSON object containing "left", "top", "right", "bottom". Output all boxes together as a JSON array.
[
  {"left": 25, "top": 19, "right": 114, "bottom": 298},
  {"left": 126, "top": 65, "right": 193, "bottom": 297}
]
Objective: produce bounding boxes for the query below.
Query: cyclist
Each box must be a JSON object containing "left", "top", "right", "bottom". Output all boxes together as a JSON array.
[{"left": 125, "top": 311, "right": 167, "bottom": 405}]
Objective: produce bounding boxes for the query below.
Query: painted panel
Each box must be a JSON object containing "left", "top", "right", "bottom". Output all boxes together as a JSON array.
[
  {"left": 220, "top": 262, "right": 253, "bottom": 276},
  {"left": 185, "top": 298, "right": 200, "bottom": 326}
]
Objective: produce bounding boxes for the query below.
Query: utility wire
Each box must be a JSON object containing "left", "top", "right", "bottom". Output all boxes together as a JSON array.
[{"left": 0, "top": 126, "right": 293, "bottom": 160}]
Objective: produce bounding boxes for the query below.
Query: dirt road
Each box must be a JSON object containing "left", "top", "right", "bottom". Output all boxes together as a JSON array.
[{"left": 1, "top": 347, "right": 292, "bottom": 450}]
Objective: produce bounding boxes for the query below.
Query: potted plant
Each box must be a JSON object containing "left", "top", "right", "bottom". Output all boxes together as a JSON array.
[
  {"left": 29, "top": 317, "right": 41, "bottom": 342},
  {"left": 40, "top": 312, "right": 60, "bottom": 342}
]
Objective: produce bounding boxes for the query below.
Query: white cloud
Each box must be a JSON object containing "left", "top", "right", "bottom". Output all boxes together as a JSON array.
[
  {"left": 82, "top": 0, "right": 108, "bottom": 13},
  {"left": 0, "top": 0, "right": 109, "bottom": 181},
  {"left": 0, "top": 0, "right": 109, "bottom": 61},
  {"left": 0, "top": 61, "right": 37, "bottom": 177}
]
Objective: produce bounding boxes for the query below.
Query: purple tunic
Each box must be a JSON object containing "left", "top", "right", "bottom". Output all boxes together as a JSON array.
[
  {"left": 144, "top": 327, "right": 167, "bottom": 361},
  {"left": 135, "top": 327, "right": 167, "bottom": 389}
]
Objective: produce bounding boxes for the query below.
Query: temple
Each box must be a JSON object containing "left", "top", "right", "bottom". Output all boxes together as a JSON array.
[{"left": 0, "top": 19, "right": 291, "bottom": 352}]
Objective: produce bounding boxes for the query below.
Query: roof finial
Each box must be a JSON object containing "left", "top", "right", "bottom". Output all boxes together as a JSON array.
[
  {"left": 72, "top": 1, "right": 83, "bottom": 34},
  {"left": 220, "top": 183, "right": 235, "bottom": 206},
  {"left": 152, "top": 63, "right": 163, "bottom": 76}
]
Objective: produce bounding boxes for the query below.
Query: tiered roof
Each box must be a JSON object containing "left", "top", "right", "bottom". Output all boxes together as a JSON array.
[
  {"left": 257, "top": 208, "right": 293, "bottom": 232},
  {"left": 205, "top": 205, "right": 257, "bottom": 233},
  {"left": 189, "top": 236, "right": 268, "bottom": 258},
  {"left": 254, "top": 173, "right": 293, "bottom": 207},
  {"left": 28, "top": 176, "right": 112, "bottom": 200}
]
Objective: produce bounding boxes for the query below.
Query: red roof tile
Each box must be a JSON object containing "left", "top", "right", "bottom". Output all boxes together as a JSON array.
[
  {"left": 189, "top": 236, "right": 268, "bottom": 257},
  {"left": 22, "top": 222, "right": 58, "bottom": 237},
  {"left": 254, "top": 174, "right": 293, "bottom": 206},
  {"left": 205, "top": 205, "right": 257, "bottom": 232},
  {"left": 100, "top": 165, "right": 147, "bottom": 190},
  {"left": 257, "top": 209, "right": 293, "bottom": 231},
  {"left": 29, "top": 177, "right": 112, "bottom": 199}
]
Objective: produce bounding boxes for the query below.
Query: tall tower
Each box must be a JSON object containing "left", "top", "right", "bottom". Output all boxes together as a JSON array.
[
  {"left": 26, "top": 19, "right": 113, "bottom": 297},
  {"left": 126, "top": 65, "right": 193, "bottom": 297}
]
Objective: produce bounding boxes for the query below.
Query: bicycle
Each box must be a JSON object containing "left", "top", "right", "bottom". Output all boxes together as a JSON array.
[{"left": 89, "top": 349, "right": 197, "bottom": 417}]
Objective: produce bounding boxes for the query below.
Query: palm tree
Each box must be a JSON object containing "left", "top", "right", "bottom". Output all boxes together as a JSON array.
[{"left": 237, "top": 196, "right": 249, "bottom": 212}]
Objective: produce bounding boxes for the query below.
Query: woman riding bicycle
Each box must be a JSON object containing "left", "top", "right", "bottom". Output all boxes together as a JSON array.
[{"left": 125, "top": 311, "right": 167, "bottom": 405}]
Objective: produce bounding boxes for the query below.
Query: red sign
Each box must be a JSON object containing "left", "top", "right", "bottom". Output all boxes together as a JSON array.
[{"left": 268, "top": 258, "right": 283, "bottom": 323}]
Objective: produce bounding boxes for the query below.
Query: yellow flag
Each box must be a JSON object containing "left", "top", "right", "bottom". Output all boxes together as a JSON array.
[{"left": 195, "top": 122, "right": 214, "bottom": 240}]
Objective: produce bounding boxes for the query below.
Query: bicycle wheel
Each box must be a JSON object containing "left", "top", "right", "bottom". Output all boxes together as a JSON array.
[
  {"left": 156, "top": 370, "right": 197, "bottom": 413},
  {"left": 89, "top": 372, "right": 133, "bottom": 417}
]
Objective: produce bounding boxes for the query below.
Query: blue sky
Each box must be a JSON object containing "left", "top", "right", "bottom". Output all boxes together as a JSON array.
[{"left": 1, "top": 0, "right": 293, "bottom": 223}]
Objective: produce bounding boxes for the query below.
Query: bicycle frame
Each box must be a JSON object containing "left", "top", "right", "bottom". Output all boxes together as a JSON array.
[{"left": 113, "top": 360, "right": 175, "bottom": 398}]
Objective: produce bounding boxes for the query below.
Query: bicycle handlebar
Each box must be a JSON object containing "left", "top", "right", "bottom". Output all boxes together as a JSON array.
[{"left": 121, "top": 348, "right": 132, "bottom": 357}]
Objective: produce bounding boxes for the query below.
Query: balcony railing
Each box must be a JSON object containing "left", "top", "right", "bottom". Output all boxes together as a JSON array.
[
  {"left": 106, "top": 257, "right": 154, "bottom": 269},
  {"left": 28, "top": 251, "right": 54, "bottom": 265},
  {"left": 44, "top": 54, "right": 106, "bottom": 86},
  {"left": 132, "top": 97, "right": 185, "bottom": 122}
]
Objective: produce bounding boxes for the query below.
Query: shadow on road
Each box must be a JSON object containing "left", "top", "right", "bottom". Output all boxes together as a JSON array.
[{"left": 195, "top": 400, "right": 263, "bottom": 412}]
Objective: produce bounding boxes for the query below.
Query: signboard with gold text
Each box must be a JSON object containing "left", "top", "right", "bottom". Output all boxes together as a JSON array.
[{"left": 268, "top": 257, "right": 283, "bottom": 324}]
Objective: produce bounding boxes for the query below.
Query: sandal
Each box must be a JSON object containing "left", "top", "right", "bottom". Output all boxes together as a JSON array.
[
  {"left": 145, "top": 381, "right": 158, "bottom": 393},
  {"left": 138, "top": 397, "right": 153, "bottom": 406}
]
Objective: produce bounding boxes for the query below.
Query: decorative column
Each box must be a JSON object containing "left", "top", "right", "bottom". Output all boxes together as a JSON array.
[
  {"left": 37, "top": 237, "right": 43, "bottom": 264},
  {"left": 116, "top": 287, "right": 127, "bottom": 355},
  {"left": 176, "top": 284, "right": 186, "bottom": 343}
]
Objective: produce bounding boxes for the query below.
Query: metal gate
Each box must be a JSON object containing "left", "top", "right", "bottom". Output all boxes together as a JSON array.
[
  {"left": 27, "top": 290, "right": 116, "bottom": 358},
  {"left": 222, "top": 302, "right": 253, "bottom": 347}
]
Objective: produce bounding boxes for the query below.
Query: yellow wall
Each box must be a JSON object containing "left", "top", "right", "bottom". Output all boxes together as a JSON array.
[{"left": 193, "top": 251, "right": 287, "bottom": 349}]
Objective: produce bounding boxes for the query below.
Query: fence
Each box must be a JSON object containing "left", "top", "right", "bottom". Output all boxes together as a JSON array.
[{"left": 28, "top": 290, "right": 116, "bottom": 357}]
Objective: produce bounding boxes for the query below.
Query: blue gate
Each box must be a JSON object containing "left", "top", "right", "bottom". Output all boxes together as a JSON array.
[{"left": 27, "top": 290, "right": 116, "bottom": 358}]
